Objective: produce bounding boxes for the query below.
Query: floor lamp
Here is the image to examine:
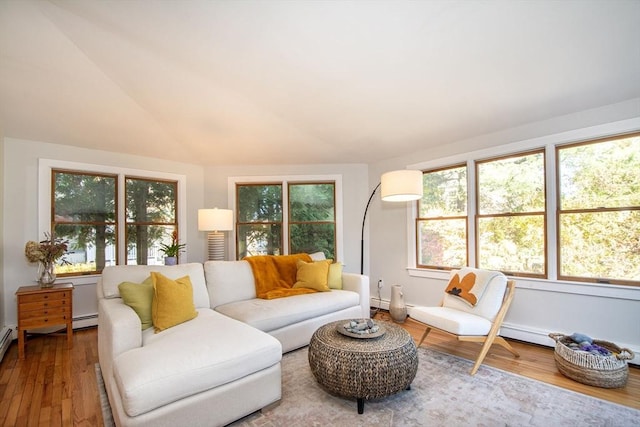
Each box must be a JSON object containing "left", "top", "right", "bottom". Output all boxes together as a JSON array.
[
  {"left": 198, "top": 208, "right": 234, "bottom": 261},
  {"left": 360, "top": 169, "right": 423, "bottom": 274}
]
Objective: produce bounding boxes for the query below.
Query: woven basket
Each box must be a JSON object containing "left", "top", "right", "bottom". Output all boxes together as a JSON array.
[{"left": 549, "top": 333, "right": 634, "bottom": 388}]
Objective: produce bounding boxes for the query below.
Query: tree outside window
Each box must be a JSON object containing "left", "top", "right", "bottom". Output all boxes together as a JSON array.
[
  {"left": 236, "top": 181, "right": 336, "bottom": 260},
  {"left": 557, "top": 133, "right": 640, "bottom": 284},
  {"left": 417, "top": 165, "right": 467, "bottom": 269},
  {"left": 52, "top": 170, "right": 179, "bottom": 275},
  {"left": 125, "top": 177, "right": 178, "bottom": 265},
  {"left": 476, "top": 151, "right": 546, "bottom": 277},
  {"left": 236, "top": 184, "right": 283, "bottom": 258},
  {"left": 52, "top": 171, "right": 117, "bottom": 274},
  {"left": 289, "top": 183, "right": 336, "bottom": 260}
]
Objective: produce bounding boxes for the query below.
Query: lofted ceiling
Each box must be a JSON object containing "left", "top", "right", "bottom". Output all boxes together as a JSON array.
[{"left": 1, "top": 0, "right": 639, "bottom": 166}]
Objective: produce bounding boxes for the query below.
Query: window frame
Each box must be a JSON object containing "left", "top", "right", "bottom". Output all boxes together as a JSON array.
[
  {"left": 39, "top": 159, "right": 187, "bottom": 277},
  {"left": 475, "top": 149, "right": 547, "bottom": 279},
  {"left": 287, "top": 181, "right": 337, "bottom": 259},
  {"left": 406, "top": 123, "right": 640, "bottom": 290},
  {"left": 555, "top": 133, "right": 640, "bottom": 286},
  {"left": 415, "top": 163, "right": 469, "bottom": 270},
  {"left": 229, "top": 174, "right": 344, "bottom": 261}
]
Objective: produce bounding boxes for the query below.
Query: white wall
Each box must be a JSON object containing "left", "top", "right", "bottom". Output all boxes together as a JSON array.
[
  {"left": 203, "top": 163, "right": 369, "bottom": 272},
  {"left": 1, "top": 138, "right": 206, "bottom": 331},
  {"left": 367, "top": 99, "right": 640, "bottom": 363},
  {"left": 0, "top": 129, "right": 5, "bottom": 328}
]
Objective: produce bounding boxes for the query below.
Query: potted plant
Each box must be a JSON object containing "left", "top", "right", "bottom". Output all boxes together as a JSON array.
[{"left": 159, "top": 230, "right": 186, "bottom": 265}]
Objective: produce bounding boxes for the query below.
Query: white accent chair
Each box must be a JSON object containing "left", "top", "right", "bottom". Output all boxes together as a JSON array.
[{"left": 410, "top": 268, "right": 520, "bottom": 375}]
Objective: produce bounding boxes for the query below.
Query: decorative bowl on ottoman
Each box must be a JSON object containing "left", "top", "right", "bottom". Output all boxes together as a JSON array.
[{"left": 549, "top": 333, "right": 635, "bottom": 388}]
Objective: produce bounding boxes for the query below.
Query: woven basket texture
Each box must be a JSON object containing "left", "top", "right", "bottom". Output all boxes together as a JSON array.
[
  {"left": 309, "top": 320, "right": 418, "bottom": 399},
  {"left": 549, "top": 333, "right": 634, "bottom": 389}
]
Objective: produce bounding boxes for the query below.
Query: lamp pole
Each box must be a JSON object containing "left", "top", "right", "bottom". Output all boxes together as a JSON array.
[{"left": 360, "top": 182, "right": 381, "bottom": 275}]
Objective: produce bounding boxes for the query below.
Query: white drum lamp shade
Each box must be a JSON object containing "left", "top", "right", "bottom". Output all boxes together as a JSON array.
[
  {"left": 380, "top": 169, "right": 424, "bottom": 202},
  {"left": 198, "top": 208, "right": 234, "bottom": 261}
]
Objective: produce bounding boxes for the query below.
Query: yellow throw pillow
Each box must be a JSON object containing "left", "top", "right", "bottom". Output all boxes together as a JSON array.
[
  {"left": 151, "top": 272, "right": 198, "bottom": 333},
  {"left": 293, "top": 259, "right": 331, "bottom": 292},
  {"left": 118, "top": 276, "right": 154, "bottom": 330},
  {"left": 328, "top": 262, "right": 343, "bottom": 289}
]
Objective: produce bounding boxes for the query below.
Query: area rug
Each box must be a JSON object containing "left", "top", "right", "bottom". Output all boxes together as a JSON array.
[{"left": 96, "top": 347, "right": 639, "bottom": 427}]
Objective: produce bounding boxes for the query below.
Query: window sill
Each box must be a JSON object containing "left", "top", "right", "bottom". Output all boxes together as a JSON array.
[{"left": 407, "top": 268, "right": 640, "bottom": 301}]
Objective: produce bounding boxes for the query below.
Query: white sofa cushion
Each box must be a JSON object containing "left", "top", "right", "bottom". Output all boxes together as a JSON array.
[
  {"left": 410, "top": 306, "right": 492, "bottom": 336},
  {"left": 113, "top": 309, "right": 282, "bottom": 417},
  {"left": 204, "top": 260, "right": 256, "bottom": 308},
  {"left": 101, "top": 263, "right": 210, "bottom": 309},
  {"left": 214, "top": 289, "right": 359, "bottom": 332}
]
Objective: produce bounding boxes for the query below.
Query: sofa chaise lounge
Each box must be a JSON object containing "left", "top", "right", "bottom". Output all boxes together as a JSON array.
[{"left": 97, "top": 258, "right": 369, "bottom": 427}]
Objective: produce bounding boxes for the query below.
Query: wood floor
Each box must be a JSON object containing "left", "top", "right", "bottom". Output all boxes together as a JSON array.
[{"left": 0, "top": 317, "right": 638, "bottom": 426}]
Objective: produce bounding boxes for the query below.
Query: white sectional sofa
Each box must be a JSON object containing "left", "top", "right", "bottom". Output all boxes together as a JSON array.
[{"left": 97, "top": 260, "right": 369, "bottom": 427}]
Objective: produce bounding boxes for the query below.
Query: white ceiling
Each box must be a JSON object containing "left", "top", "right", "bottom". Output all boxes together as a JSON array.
[{"left": 1, "top": 0, "right": 639, "bottom": 166}]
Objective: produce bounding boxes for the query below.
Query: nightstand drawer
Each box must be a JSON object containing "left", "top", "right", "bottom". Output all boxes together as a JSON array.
[
  {"left": 19, "top": 305, "right": 71, "bottom": 320},
  {"left": 20, "top": 314, "right": 71, "bottom": 328},
  {"left": 19, "top": 298, "right": 70, "bottom": 312},
  {"left": 19, "top": 290, "right": 71, "bottom": 304}
]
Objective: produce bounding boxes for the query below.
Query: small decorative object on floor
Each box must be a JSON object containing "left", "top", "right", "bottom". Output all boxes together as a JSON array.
[
  {"left": 24, "top": 232, "right": 69, "bottom": 288},
  {"left": 159, "top": 230, "right": 185, "bottom": 265},
  {"left": 549, "top": 332, "right": 634, "bottom": 388},
  {"left": 389, "top": 284, "right": 407, "bottom": 323}
]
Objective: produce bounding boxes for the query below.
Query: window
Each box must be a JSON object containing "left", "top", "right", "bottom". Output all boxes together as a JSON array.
[
  {"left": 476, "top": 150, "right": 546, "bottom": 277},
  {"left": 125, "top": 177, "right": 178, "bottom": 266},
  {"left": 50, "top": 167, "right": 181, "bottom": 276},
  {"left": 236, "top": 183, "right": 283, "bottom": 258},
  {"left": 52, "top": 170, "right": 117, "bottom": 274},
  {"left": 557, "top": 133, "right": 640, "bottom": 284},
  {"left": 235, "top": 180, "right": 337, "bottom": 260},
  {"left": 417, "top": 165, "right": 468, "bottom": 269},
  {"left": 413, "top": 131, "right": 640, "bottom": 287},
  {"left": 289, "top": 183, "right": 336, "bottom": 257}
]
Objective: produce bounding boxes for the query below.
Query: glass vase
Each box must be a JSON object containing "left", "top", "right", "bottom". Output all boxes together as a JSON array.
[{"left": 38, "top": 261, "right": 57, "bottom": 287}]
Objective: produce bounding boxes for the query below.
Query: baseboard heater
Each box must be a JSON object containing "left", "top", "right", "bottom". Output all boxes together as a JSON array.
[{"left": 0, "top": 327, "right": 13, "bottom": 364}]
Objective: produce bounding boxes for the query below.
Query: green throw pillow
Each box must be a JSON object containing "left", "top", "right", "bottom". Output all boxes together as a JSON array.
[
  {"left": 328, "top": 262, "right": 343, "bottom": 289},
  {"left": 118, "top": 276, "right": 154, "bottom": 330}
]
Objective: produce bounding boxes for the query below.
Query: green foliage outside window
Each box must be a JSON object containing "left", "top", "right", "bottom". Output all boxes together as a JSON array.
[
  {"left": 289, "top": 183, "right": 336, "bottom": 259},
  {"left": 53, "top": 171, "right": 117, "bottom": 274},
  {"left": 52, "top": 171, "right": 178, "bottom": 275},
  {"left": 558, "top": 135, "right": 640, "bottom": 283},
  {"left": 125, "top": 178, "right": 177, "bottom": 265},
  {"left": 236, "top": 182, "right": 336, "bottom": 260},
  {"left": 477, "top": 151, "right": 546, "bottom": 276},
  {"left": 418, "top": 166, "right": 467, "bottom": 268}
]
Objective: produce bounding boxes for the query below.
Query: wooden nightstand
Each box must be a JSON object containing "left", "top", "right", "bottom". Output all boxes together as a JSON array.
[{"left": 15, "top": 283, "right": 74, "bottom": 360}]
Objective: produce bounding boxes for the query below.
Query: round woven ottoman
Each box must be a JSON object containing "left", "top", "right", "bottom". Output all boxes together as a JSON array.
[{"left": 308, "top": 320, "right": 418, "bottom": 414}]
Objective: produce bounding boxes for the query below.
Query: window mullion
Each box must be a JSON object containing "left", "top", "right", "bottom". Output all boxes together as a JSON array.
[
  {"left": 468, "top": 159, "right": 476, "bottom": 267},
  {"left": 282, "top": 180, "right": 289, "bottom": 255}
]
